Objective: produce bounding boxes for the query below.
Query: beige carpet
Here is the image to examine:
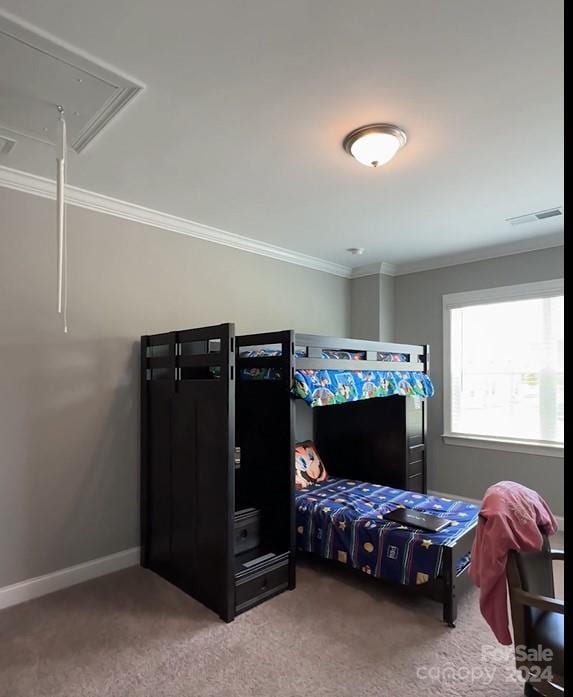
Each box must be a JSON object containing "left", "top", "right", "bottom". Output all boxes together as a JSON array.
[{"left": 0, "top": 553, "right": 563, "bottom": 697}]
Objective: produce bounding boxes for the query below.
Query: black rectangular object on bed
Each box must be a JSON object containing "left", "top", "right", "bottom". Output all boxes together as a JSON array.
[{"left": 383, "top": 508, "right": 451, "bottom": 532}]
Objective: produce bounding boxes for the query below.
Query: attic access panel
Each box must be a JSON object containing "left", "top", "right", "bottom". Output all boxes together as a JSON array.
[{"left": 0, "top": 11, "right": 143, "bottom": 153}]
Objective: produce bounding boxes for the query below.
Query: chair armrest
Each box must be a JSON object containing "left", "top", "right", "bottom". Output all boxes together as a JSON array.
[
  {"left": 513, "top": 588, "right": 564, "bottom": 614},
  {"left": 538, "top": 679, "right": 565, "bottom": 697},
  {"left": 551, "top": 549, "right": 564, "bottom": 561}
]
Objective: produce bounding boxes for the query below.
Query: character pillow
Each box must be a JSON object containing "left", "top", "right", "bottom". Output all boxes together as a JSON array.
[{"left": 294, "top": 441, "right": 328, "bottom": 490}]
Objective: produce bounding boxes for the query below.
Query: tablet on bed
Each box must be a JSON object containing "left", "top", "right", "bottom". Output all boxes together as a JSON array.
[{"left": 383, "top": 508, "right": 452, "bottom": 533}]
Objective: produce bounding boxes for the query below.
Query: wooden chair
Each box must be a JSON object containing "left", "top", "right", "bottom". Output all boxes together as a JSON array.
[{"left": 506, "top": 535, "right": 564, "bottom": 696}]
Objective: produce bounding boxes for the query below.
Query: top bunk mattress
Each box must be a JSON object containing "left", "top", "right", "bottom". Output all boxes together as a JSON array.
[{"left": 295, "top": 477, "right": 478, "bottom": 586}]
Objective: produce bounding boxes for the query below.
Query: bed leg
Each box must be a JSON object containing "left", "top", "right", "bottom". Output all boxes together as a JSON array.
[
  {"left": 443, "top": 547, "right": 457, "bottom": 628},
  {"left": 288, "top": 559, "right": 296, "bottom": 591},
  {"left": 444, "top": 597, "right": 457, "bottom": 628}
]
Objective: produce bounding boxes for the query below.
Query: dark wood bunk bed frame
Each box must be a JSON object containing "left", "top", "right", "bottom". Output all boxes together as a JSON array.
[
  {"left": 141, "top": 324, "right": 476, "bottom": 626},
  {"left": 237, "top": 330, "right": 476, "bottom": 628}
]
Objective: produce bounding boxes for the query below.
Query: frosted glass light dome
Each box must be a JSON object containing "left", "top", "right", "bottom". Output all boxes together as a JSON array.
[{"left": 343, "top": 124, "right": 407, "bottom": 168}]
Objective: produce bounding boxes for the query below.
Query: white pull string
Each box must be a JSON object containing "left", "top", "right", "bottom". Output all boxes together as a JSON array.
[
  {"left": 63, "top": 177, "right": 69, "bottom": 334},
  {"left": 56, "top": 105, "right": 68, "bottom": 333}
]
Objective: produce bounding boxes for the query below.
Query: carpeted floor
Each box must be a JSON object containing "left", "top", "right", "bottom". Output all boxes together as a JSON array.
[{"left": 0, "top": 551, "right": 563, "bottom": 697}]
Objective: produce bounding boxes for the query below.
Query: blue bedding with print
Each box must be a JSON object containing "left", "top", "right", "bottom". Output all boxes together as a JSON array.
[
  {"left": 292, "top": 369, "right": 434, "bottom": 406},
  {"left": 295, "top": 477, "right": 477, "bottom": 585}
]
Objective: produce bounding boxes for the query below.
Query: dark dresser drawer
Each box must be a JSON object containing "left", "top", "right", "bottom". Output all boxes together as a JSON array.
[
  {"left": 407, "top": 472, "right": 424, "bottom": 493},
  {"left": 408, "top": 456, "right": 424, "bottom": 477},
  {"left": 408, "top": 443, "right": 424, "bottom": 462},
  {"left": 235, "top": 556, "right": 289, "bottom": 614},
  {"left": 407, "top": 433, "right": 424, "bottom": 447},
  {"left": 234, "top": 508, "right": 260, "bottom": 555},
  {"left": 406, "top": 397, "right": 424, "bottom": 440}
]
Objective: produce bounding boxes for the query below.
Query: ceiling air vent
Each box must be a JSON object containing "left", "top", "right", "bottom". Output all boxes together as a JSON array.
[{"left": 506, "top": 208, "right": 563, "bottom": 225}]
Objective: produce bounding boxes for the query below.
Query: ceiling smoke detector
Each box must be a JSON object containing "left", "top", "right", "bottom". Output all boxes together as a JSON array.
[{"left": 346, "top": 247, "right": 365, "bottom": 255}]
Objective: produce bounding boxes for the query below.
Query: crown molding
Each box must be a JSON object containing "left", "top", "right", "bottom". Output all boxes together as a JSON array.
[
  {"left": 349, "top": 263, "right": 383, "bottom": 278},
  {"left": 350, "top": 261, "right": 398, "bottom": 278},
  {"left": 394, "top": 233, "right": 564, "bottom": 276},
  {"left": 350, "top": 233, "right": 564, "bottom": 279},
  {"left": 380, "top": 261, "right": 398, "bottom": 276},
  {"left": 0, "top": 165, "right": 352, "bottom": 278},
  {"left": 0, "top": 165, "right": 563, "bottom": 281}
]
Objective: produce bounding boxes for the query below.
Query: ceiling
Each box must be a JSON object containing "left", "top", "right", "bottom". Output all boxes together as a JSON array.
[{"left": 0, "top": 0, "right": 564, "bottom": 270}]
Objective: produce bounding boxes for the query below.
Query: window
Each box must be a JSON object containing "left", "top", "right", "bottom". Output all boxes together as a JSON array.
[{"left": 443, "top": 279, "right": 564, "bottom": 456}]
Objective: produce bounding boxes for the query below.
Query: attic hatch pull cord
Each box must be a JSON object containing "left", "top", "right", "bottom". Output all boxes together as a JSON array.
[{"left": 56, "top": 105, "right": 68, "bottom": 333}]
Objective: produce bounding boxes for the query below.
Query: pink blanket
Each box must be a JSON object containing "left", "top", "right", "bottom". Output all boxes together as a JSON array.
[{"left": 469, "top": 480, "right": 557, "bottom": 644}]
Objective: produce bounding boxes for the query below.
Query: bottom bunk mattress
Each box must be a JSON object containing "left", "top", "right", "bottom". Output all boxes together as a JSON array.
[{"left": 295, "top": 477, "right": 478, "bottom": 586}]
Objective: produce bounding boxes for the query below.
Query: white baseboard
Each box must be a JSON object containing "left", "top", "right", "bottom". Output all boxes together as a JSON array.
[
  {"left": 429, "top": 489, "right": 564, "bottom": 532},
  {"left": 0, "top": 547, "right": 140, "bottom": 611}
]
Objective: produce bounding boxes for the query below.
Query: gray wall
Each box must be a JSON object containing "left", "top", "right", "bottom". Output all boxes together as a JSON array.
[
  {"left": 0, "top": 181, "right": 563, "bottom": 590},
  {"left": 0, "top": 187, "right": 350, "bottom": 588},
  {"left": 395, "top": 246, "right": 564, "bottom": 515},
  {"left": 350, "top": 275, "right": 380, "bottom": 340},
  {"left": 350, "top": 273, "right": 394, "bottom": 341},
  {"left": 378, "top": 273, "right": 395, "bottom": 341}
]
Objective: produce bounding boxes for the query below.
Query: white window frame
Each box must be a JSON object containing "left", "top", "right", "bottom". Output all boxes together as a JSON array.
[{"left": 442, "top": 278, "right": 564, "bottom": 458}]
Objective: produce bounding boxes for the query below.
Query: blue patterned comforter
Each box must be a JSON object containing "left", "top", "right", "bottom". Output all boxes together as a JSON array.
[
  {"left": 239, "top": 348, "right": 434, "bottom": 405},
  {"left": 293, "top": 369, "right": 434, "bottom": 407},
  {"left": 296, "top": 478, "right": 478, "bottom": 585}
]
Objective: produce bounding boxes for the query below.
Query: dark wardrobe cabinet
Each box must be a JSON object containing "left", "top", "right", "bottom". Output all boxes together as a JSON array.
[{"left": 140, "top": 324, "right": 295, "bottom": 622}]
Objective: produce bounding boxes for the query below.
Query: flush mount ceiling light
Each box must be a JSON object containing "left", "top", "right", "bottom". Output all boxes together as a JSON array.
[{"left": 343, "top": 123, "right": 407, "bottom": 168}]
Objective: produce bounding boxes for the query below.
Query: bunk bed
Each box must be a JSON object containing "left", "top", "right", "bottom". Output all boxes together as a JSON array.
[
  {"left": 237, "top": 331, "right": 478, "bottom": 627},
  {"left": 141, "top": 324, "right": 478, "bottom": 626}
]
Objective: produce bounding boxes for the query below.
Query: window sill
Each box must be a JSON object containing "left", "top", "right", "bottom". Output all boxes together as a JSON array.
[{"left": 442, "top": 433, "right": 564, "bottom": 458}]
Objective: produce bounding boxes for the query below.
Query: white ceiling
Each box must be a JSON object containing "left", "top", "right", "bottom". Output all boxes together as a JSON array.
[{"left": 0, "top": 0, "right": 564, "bottom": 270}]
